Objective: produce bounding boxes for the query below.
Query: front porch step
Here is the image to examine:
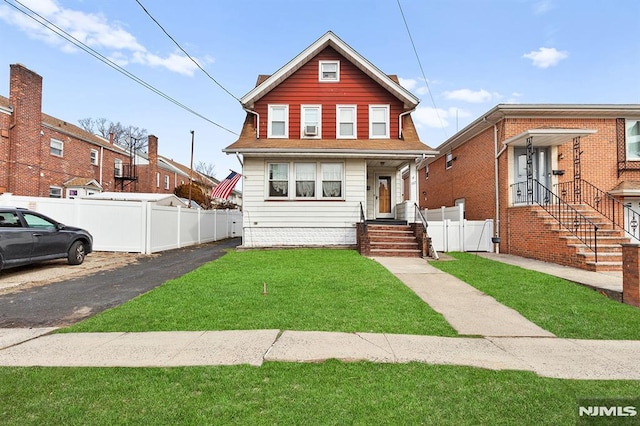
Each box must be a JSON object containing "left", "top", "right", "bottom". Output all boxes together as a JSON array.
[
  {"left": 363, "top": 224, "right": 423, "bottom": 258},
  {"left": 369, "top": 248, "right": 422, "bottom": 257}
]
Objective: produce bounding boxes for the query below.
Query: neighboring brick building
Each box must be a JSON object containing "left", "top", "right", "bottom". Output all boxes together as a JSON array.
[
  {"left": 422, "top": 104, "right": 640, "bottom": 271},
  {"left": 0, "top": 63, "right": 216, "bottom": 203}
]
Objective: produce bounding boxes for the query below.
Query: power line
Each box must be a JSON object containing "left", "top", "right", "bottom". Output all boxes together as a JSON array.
[
  {"left": 134, "top": 0, "right": 241, "bottom": 103},
  {"left": 4, "top": 0, "right": 238, "bottom": 136},
  {"left": 396, "top": 0, "right": 448, "bottom": 139}
]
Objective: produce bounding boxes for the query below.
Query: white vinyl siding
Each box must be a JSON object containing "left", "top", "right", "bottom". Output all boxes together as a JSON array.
[
  {"left": 241, "top": 158, "right": 365, "bottom": 245},
  {"left": 369, "top": 105, "right": 390, "bottom": 139},
  {"left": 337, "top": 105, "right": 357, "bottom": 139},
  {"left": 268, "top": 104, "right": 288, "bottom": 138}
]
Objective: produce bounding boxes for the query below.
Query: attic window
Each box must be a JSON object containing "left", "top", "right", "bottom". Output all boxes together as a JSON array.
[{"left": 319, "top": 60, "right": 339, "bottom": 82}]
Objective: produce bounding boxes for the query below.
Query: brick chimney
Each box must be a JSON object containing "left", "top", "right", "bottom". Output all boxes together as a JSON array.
[
  {"left": 147, "top": 134, "right": 159, "bottom": 193},
  {"left": 9, "top": 64, "right": 44, "bottom": 195}
]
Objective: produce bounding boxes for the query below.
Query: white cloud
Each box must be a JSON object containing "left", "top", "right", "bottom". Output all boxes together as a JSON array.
[
  {"left": 533, "top": 0, "right": 555, "bottom": 15},
  {"left": 522, "top": 47, "right": 568, "bottom": 68},
  {"left": 413, "top": 107, "right": 472, "bottom": 129},
  {"left": 0, "top": 0, "right": 201, "bottom": 76},
  {"left": 505, "top": 92, "right": 524, "bottom": 103},
  {"left": 398, "top": 77, "right": 418, "bottom": 91},
  {"left": 443, "top": 88, "right": 499, "bottom": 103}
]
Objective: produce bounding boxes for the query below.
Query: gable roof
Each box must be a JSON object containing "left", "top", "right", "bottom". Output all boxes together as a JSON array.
[
  {"left": 240, "top": 31, "right": 420, "bottom": 110},
  {"left": 158, "top": 155, "right": 216, "bottom": 187}
]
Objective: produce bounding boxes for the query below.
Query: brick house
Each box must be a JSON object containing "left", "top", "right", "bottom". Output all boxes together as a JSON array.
[
  {"left": 0, "top": 63, "right": 215, "bottom": 203},
  {"left": 421, "top": 104, "right": 640, "bottom": 271},
  {"left": 223, "top": 31, "right": 436, "bottom": 255}
]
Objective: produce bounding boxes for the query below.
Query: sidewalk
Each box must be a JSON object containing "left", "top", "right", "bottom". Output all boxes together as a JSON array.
[{"left": 0, "top": 253, "right": 638, "bottom": 380}]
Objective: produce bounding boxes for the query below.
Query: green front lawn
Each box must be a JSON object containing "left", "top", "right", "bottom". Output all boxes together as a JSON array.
[
  {"left": 430, "top": 252, "right": 640, "bottom": 340},
  {"left": 1, "top": 362, "right": 637, "bottom": 425},
  {"left": 63, "top": 249, "right": 456, "bottom": 336}
]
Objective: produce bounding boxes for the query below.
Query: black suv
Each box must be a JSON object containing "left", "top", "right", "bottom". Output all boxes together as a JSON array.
[{"left": 0, "top": 207, "right": 93, "bottom": 271}]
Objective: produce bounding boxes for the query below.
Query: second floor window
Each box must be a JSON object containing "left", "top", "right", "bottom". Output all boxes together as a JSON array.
[
  {"left": 164, "top": 175, "right": 170, "bottom": 189},
  {"left": 626, "top": 119, "right": 640, "bottom": 160},
  {"left": 301, "top": 105, "right": 321, "bottom": 138},
  {"left": 268, "top": 105, "right": 288, "bottom": 138},
  {"left": 90, "top": 149, "right": 99, "bottom": 165},
  {"left": 50, "top": 139, "right": 63, "bottom": 157},
  {"left": 114, "top": 159, "right": 123, "bottom": 177},
  {"left": 369, "top": 105, "right": 389, "bottom": 138},
  {"left": 337, "top": 105, "right": 357, "bottom": 138}
]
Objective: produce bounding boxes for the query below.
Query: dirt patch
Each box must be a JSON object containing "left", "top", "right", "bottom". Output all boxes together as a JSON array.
[{"left": 0, "top": 251, "right": 153, "bottom": 295}]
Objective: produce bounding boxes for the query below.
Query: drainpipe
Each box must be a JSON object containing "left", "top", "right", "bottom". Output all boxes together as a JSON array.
[
  {"left": 243, "top": 107, "right": 260, "bottom": 139},
  {"left": 99, "top": 146, "right": 104, "bottom": 186},
  {"left": 494, "top": 124, "right": 509, "bottom": 253},
  {"left": 398, "top": 108, "right": 416, "bottom": 139}
]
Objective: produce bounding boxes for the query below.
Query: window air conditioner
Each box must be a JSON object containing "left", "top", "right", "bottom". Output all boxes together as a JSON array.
[{"left": 304, "top": 125, "right": 318, "bottom": 136}]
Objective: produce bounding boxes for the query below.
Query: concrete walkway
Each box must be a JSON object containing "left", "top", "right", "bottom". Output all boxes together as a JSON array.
[
  {"left": 0, "top": 328, "right": 639, "bottom": 380},
  {"left": 0, "top": 253, "right": 638, "bottom": 380}
]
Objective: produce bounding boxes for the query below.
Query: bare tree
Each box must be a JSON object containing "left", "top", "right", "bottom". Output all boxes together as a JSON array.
[
  {"left": 78, "top": 117, "right": 148, "bottom": 153},
  {"left": 195, "top": 161, "right": 216, "bottom": 178}
]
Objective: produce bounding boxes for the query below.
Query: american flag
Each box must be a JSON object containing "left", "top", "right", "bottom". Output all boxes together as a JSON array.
[{"left": 210, "top": 171, "right": 242, "bottom": 200}]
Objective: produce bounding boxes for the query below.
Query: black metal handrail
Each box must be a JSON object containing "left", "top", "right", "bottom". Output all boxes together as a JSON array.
[
  {"left": 555, "top": 179, "right": 640, "bottom": 241},
  {"left": 359, "top": 202, "right": 366, "bottom": 231},
  {"left": 414, "top": 202, "right": 438, "bottom": 260},
  {"left": 511, "top": 179, "right": 599, "bottom": 262}
]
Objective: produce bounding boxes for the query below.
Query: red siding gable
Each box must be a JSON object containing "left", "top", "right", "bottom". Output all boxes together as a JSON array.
[{"left": 254, "top": 46, "right": 403, "bottom": 140}]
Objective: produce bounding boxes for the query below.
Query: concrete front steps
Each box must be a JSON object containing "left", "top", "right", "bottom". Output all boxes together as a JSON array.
[
  {"left": 538, "top": 204, "right": 630, "bottom": 272},
  {"left": 367, "top": 224, "right": 422, "bottom": 257}
]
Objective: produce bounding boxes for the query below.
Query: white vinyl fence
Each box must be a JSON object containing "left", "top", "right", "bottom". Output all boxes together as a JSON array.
[
  {"left": 0, "top": 194, "right": 242, "bottom": 254},
  {"left": 423, "top": 204, "right": 494, "bottom": 252}
]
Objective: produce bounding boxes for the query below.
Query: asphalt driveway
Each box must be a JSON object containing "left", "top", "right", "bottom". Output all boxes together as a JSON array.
[{"left": 0, "top": 238, "right": 241, "bottom": 328}]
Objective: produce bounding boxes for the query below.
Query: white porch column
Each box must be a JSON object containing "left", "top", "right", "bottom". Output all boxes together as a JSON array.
[{"left": 409, "top": 161, "right": 418, "bottom": 203}]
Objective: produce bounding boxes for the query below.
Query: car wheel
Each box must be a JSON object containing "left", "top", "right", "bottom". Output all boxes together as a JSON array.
[{"left": 68, "top": 241, "right": 86, "bottom": 265}]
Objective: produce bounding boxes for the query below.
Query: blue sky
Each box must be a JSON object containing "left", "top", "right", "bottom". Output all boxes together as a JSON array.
[{"left": 1, "top": 0, "right": 639, "bottom": 180}]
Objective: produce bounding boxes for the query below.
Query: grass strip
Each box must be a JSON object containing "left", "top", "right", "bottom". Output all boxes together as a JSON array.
[{"left": 1, "top": 362, "right": 637, "bottom": 425}]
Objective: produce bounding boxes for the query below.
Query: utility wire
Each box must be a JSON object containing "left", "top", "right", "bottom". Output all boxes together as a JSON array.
[
  {"left": 133, "top": 0, "right": 241, "bottom": 103},
  {"left": 397, "top": 0, "right": 448, "bottom": 139},
  {"left": 5, "top": 0, "right": 238, "bottom": 136}
]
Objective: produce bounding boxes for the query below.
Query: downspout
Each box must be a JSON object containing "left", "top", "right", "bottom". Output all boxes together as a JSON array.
[
  {"left": 99, "top": 146, "right": 104, "bottom": 186},
  {"left": 398, "top": 107, "right": 416, "bottom": 139},
  {"left": 243, "top": 107, "right": 260, "bottom": 139},
  {"left": 494, "top": 124, "right": 508, "bottom": 253}
]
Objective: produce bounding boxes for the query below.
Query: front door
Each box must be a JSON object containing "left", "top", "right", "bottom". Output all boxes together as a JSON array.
[
  {"left": 376, "top": 175, "right": 393, "bottom": 218},
  {"left": 514, "top": 147, "right": 550, "bottom": 203}
]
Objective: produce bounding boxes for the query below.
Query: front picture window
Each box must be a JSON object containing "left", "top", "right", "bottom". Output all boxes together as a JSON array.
[
  {"left": 295, "top": 163, "right": 316, "bottom": 197},
  {"left": 321, "top": 163, "right": 343, "bottom": 198},
  {"left": 269, "top": 163, "right": 289, "bottom": 197}
]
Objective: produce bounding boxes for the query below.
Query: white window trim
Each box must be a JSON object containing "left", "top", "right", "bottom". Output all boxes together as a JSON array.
[
  {"left": 49, "top": 186, "right": 62, "bottom": 198},
  {"left": 265, "top": 161, "right": 345, "bottom": 200},
  {"left": 268, "top": 104, "right": 289, "bottom": 138},
  {"left": 445, "top": 152, "right": 453, "bottom": 169},
  {"left": 114, "top": 159, "right": 123, "bottom": 177},
  {"left": 626, "top": 118, "right": 640, "bottom": 161},
  {"left": 164, "top": 175, "right": 170, "bottom": 190},
  {"left": 336, "top": 105, "right": 357, "bottom": 139},
  {"left": 156, "top": 172, "right": 160, "bottom": 188},
  {"left": 369, "top": 105, "right": 390, "bottom": 139},
  {"left": 319, "top": 60, "right": 340, "bottom": 82},
  {"left": 90, "top": 149, "right": 99, "bottom": 165},
  {"left": 301, "top": 105, "right": 322, "bottom": 139},
  {"left": 267, "top": 162, "right": 290, "bottom": 199},
  {"left": 50, "top": 138, "right": 63, "bottom": 157}
]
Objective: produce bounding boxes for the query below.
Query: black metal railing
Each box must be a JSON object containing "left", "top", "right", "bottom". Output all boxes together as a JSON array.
[
  {"left": 512, "top": 179, "right": 599, "bottom": 262},
  {"left": 114, "top": 164, "right": 138, "bottom": 180},
  {"left": 414, "top": 202, "right": 438, "bottom": 260},
  {"left": 359, "top": 202, "right": 367, "bottom": 231},
  {"left": 556, "top": 179, "right": 640, "bottom": 241}
]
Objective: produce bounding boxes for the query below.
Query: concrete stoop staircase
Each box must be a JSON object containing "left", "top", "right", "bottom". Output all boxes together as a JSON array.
[
  {"left": 367, "top": 224, "right": 422, "bottom": 257},
  {"left": 537, "top": 204, "right": 630, "bottom": 272}
]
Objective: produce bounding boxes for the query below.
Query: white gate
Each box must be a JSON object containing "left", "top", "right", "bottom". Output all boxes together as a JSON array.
[{"left": 423, "top": 204, "right": 494, "bottom": 252}]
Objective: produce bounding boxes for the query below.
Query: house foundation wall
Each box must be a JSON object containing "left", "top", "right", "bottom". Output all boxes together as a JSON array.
[{"left": 242, "top": 227, "right": 357, "bottom": 248}]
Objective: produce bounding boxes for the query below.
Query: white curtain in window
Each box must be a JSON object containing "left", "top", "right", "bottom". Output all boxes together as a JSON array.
[
  {"left": 296, "top": 163, "right": 316, "bottom": 197},
  {"left": 322, "top": 163, "right": 342, "bottom": 197}
]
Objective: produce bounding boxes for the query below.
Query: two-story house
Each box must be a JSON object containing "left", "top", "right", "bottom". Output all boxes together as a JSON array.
[{"left": 224, "top": 31, "right": 436, "bottom": 253}]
